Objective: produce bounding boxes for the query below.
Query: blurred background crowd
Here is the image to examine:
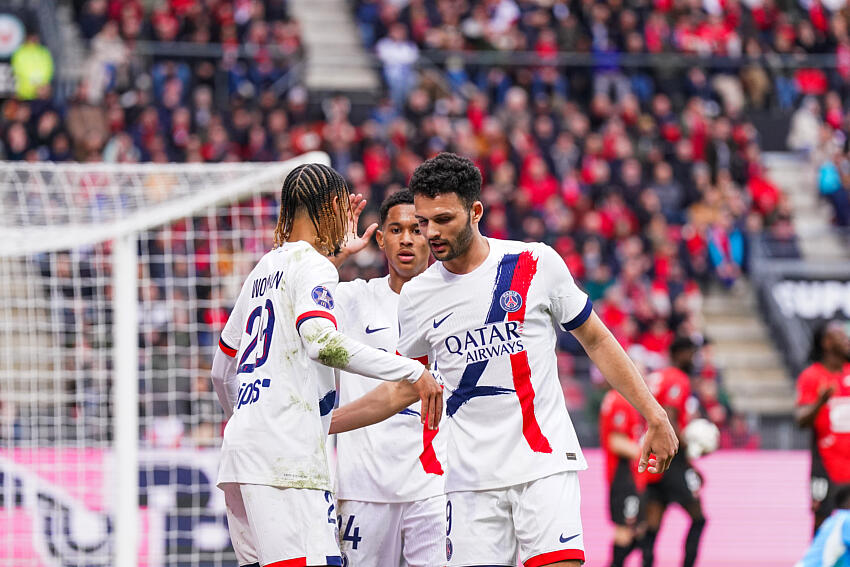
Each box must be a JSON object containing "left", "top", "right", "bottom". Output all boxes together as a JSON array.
[{"left": 7, "top": 0, "right": 850, "bottom": 450}]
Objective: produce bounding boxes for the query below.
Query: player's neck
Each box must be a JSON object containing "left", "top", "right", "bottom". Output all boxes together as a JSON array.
[
  {"left": 286, "top": 217, "right": 321, "bottom": 253},
  {"left": 442, "top": 233, "right": 490, "bottom": 275},
  {"left": 387, "top": 269, "right": 410, "bottom": 294},
  {"left": 822, "top": 354, "right": 845, "bottom": 373}
]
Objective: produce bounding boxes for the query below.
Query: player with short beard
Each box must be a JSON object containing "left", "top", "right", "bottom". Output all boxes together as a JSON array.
[
  {"left": 396, "top": 152, "right": 678, "bottom": 567},
  {"left": 210, "top": 164, "right": 442, "bottom": 567}
]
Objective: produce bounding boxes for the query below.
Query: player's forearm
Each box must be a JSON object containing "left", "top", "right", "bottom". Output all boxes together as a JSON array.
[
  {"left": 210, "top": 348, "right": 239, "bottom": 419},
  {"left": 795, "top": 402, "right": 824, "bottom": 428},
  {"left": 328, "top": 381, "right": 418, "bottom": 434},
  {"left": 573, "top": 314, "right": 667, "bottom": 426},
  {"left": 593, "top": 337, "right": 667, "bottom": 425},
  {"left": 300, "top": 318, "right": 424, "bottom": 382}
]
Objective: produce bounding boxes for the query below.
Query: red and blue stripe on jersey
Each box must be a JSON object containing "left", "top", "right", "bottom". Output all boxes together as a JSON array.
[
  {"left": 218, "top": 338, "right": 237, "bottom": 357},
  {"left": 445, "top": 250, "right": 552, "bottom": 454},
  {"left": 294, "top": 310, "right": 337, "bottom": 331}
]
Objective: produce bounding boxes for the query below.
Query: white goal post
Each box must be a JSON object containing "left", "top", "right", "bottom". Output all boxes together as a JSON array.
[{"left": 0, "top": 152, "right": 329, "bottom": 567}]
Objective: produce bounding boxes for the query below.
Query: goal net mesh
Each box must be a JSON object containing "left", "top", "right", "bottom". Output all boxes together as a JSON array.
[{"left": 0, "top": 154, "right": 327, "bottom": 566}]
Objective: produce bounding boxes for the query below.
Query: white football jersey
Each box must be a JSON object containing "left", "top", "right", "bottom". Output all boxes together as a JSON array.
[
  {"left": 216, "top": 241, "right": 339, "bottom": 490},
  {"left": 397, "top": 239, "right": 592, "bottom": 493},
  {"left": 335, "top": 276, "right": 445, "bottom": 503}
]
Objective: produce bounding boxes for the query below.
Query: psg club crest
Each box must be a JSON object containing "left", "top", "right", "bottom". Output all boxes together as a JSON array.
[
  {"left": 499, "top": 290, "right": 522, "bottom": 313},
  {"left": 446, "top": 537, "right": 453, "bottom": 561},
  {"left": 311, "top": 286, "right": 335, "bottom": 309}
]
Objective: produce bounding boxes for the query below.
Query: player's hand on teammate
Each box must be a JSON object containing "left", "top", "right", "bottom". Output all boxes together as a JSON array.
[
  {"left": 333, "top": 193, "right": 378, "bottom": 266},
  {"left": 413, "top": 369, "right": 443, "bottom": 430},
  {"left": 638, "top": 414, "right": 679, "bottom": 474}
]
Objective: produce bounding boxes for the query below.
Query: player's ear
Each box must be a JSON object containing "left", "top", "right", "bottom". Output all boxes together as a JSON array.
[
  {"left": 470, "top": 201, "right": 484, "bottom": 224},
  {"left": 376, "top": 228, "right": 385, "bottom": 250}
]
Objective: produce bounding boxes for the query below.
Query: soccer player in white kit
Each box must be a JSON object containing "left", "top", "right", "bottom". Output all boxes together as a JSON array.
[
  {"left": 209, "top": 163, "right": 442, "bottom": 567},
  {"left": 334, "top": 189, "right": 446, "bottom": 567},
  {"left": 397, "top": 153, "right": 679, "bottom": 567}
]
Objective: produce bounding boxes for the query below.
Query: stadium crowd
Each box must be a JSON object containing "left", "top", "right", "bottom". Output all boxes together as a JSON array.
[{"left": 12, "top": 0, "right": 849, "bottom": 448}]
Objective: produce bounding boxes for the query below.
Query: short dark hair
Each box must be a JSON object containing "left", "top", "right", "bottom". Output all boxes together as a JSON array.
[
  {"left": 379, "top": 189, "right": 414, "bottom": 227},
  {"left": 809, "top": 321, "right": 834, "bottom": 363},
  {"left": 409, "top": 152, "right": 482, "bottom": 208}
]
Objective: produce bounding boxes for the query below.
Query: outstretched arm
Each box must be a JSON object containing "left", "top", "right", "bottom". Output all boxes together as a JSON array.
[
  {"left": 299, "top": 317, "right": 442, "bottom": 429},
  {"left": 329, "top": 381, "right": 419, "bottom": 434},
  {"left": 572, "top": 312, "right": 678, "bottom": 474}
]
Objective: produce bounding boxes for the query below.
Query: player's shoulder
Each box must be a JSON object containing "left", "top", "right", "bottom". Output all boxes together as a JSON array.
[
  {"left": 798, "top": 363, "right": 823, "bottom": 382},
  {"left": 337, "top": 276, "right": 389, "bottom": 302},
  {"left": 797, "top": 363, "right": 827, "bottom": 392},
  {"left": 399, "top": 262, "right": 442, "bottom": 297},
  {"left": 496, "top": 238, "right": 554, "bottom": 256},
  {"left": 336, "top": 277, "right": 367, "bottom": 296}
]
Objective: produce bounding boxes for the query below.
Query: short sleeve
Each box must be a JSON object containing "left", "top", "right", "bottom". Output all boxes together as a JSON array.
[
  {"left": 334, "top": 281, "right": 355, "bottom": 333},
  {"left": 539, "top": 244, "right": 592, "bottom": 331},
  {"left": 219, "top": 280, "right": 250, "bottom": 358},
  {"left": 797, "top": 367, "right": 819, "bottom": 406},
  {"left": 292, "top": 248, "right": 340, "bottom": 332},
  {"left": 397, "top": 287, "right": 429, "bottom": 363}
]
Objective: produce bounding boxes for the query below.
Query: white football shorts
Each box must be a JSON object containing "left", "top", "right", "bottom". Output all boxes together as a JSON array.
[
  {"left": 336, "top": 495, "right": 445, "bottom": 567},
  {"left": 222, "top": 482, "right": 342, "bottom": 566},
  {"left": 445, "top": 471, "right": 585, "bottom": 567}
]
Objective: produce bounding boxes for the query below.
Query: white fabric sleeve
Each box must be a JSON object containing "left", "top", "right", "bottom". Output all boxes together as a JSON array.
[
  {"left": 210, "top": 348, "right": 239, "bottom": 419},
  {"left": 299, "top": 317, "right": 424, "bottom": 383},
  {"left": 396, "top": 287, "right": 430, "bottom": 362},
  {"left": 219, "top": 278, "right": 251, "bottom": 356},
  {"left": 539, "top": 244, "right": 592, "bottom": 331},
  {"left": 291, "top": 248, "right": 340, "bottom": 331}
]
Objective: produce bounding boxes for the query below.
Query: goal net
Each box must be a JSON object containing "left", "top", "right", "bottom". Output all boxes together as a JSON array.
[{"left": 0, "top": 152, "right": 329, "bottom": 567}]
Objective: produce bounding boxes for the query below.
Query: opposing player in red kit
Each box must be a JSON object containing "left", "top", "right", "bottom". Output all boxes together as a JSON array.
[
  {"left": 600, "top": 386, "right": 647, "bottom": 567},
  {"left": 796, "top": 320, "right": 850, "bottom": 534},
  {"left": 641, "top": 337, "right": 705, "bottom": 567}
]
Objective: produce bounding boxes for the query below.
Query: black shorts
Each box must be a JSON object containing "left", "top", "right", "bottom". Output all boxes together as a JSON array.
[
  {"left": 609, "top": 459, "right": 643, "bottom": 526},
  {"left": 645, "top": 450, "right": 702, "bottom": 508},
  {"left": 810, "top": 448, "right": 850, "bottom": 517}
]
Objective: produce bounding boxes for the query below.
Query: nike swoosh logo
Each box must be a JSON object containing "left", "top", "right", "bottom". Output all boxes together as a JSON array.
[
  {"left": 365, "top": 325, "right": 389, "bottom": 334},
  {"left": 433, "top": 313, "right": 452, "bottom": 328},
  {"left": 559, "top": 533, "right": 580, "bottom": 544}
]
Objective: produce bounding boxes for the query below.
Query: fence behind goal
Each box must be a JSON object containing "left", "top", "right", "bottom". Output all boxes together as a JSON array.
[{"left": 0, "top": 153, "right": 328, "bottom": 567}]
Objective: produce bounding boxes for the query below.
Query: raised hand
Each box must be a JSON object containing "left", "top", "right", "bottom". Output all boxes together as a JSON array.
[{"left": 332, "top": 193, "right": 378, "bottom": 267}]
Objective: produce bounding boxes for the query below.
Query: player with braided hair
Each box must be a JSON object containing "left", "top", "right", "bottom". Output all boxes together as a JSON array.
[
  {"left": 210, "top": 163, "right": 442, "bottom": 567},
  {"left": 272, "top": 163, "right": 352, "bottom": 255}
]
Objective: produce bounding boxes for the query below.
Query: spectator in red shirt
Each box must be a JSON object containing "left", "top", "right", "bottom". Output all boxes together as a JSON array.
[{"left": 796, "top": 320, "right": 850, "bottom": 534}]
